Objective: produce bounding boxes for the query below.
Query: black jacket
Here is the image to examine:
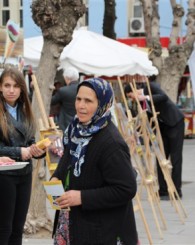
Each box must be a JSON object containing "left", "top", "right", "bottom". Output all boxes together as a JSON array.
[
  {"left": 51, "top": 81, "right": 78, "bottom": 131},
  {"left": 52, "top": 121, "right": 138, "bottom": 245},
  {"left": 144, "top": 82, "right": 184, "bottom": 127},
  {"left": 0, "top": 104, "right": 43, "bottom": 175}
]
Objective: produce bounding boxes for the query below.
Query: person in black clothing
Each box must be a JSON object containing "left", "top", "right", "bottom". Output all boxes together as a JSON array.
[
  {"left": 0, "top": 67, "right": 46, "bottom": 245},
  {"left": 125, "top": 80, "right": 184, "bottom": 200},
  {"left": 51, "top": 78, "right": 138, "bottom": 245},
  {"left": 50, "top": 67, "right": 79, "bottom": 132},
  {"left": 49, "top": 81, "right": 63, "bottom": 124}
]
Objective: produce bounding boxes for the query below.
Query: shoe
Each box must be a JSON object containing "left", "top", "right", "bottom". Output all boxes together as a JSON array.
[
  {"left": 158, "top": 190, "right": 168, "bottom": 196},
  {"left": 175, "top": 190, "right": 182, "bottom": 200},
  {"left": 177, "top": 189, "right": 183, "bottom": 198},
  {"left": 160, "top": 195, "right": 170, "bottom": 201},
  {"left": 174, "top": 194, "right": 181, "bottom": 200}
]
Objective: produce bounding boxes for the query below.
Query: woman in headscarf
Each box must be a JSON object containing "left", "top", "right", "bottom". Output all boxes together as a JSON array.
[{"left": 51, "top": 78, "right": 138, "bottom": 245}]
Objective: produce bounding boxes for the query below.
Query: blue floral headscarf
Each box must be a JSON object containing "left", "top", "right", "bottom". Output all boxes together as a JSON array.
[{"left": 64, "top": 78, "right": 113, "bottom": 177}]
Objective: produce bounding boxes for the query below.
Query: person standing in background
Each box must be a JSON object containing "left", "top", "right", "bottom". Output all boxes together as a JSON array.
[
  {"left": 49, "top": 81, "right": 64, "bottom": 124},
  {"left": 0, "top": 67, "right": 46, "bottom": 245},
  {"left": 125, "top": 79, "right": 184, "bottom": 200},
  {"left": 50, "top": 67, "right": 79, "bottom": 132}
]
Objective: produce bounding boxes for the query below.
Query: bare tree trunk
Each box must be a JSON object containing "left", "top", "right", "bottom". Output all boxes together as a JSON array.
[
  {"left": 142, "top": 0, "right": 195, "bottom": 102},
  {"left": 24, "top": 40, "right": 62, "bottom": 236},
  {"left": 103, "top": 0, "right": 116, "bottom": 39},
  {"left": 24, "top": 160, "right": 53, "bottom": 237},
  {"left": 24, "top": 0, "right": 86, "bottom": 236}
]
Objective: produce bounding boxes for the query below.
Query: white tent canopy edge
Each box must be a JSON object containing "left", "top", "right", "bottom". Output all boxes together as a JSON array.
[{"left": 24, "top": 29, "right": 158, "bottom": 77}]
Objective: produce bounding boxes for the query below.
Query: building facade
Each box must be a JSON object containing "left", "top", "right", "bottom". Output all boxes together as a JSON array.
[
  {"left": 0, "top": 0, "right": 23, "bottom": 65},
  {"left": 0, "top": 0, "right": 23, "bottom": 27}
]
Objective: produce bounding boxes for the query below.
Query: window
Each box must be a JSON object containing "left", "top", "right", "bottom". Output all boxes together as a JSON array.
[
  {"left": 20, "top": 9, "right": 23, "bottom": 27},
  {"left": 85, "top": 7, "right": 88, "bottom": 26},
  {"left": 2, "top": 10, "right": 10, "bottom": 25},
  {"left": 3, "top": 0, "right": 9, "bottom": 7},
  {"left": 20, "top": 0, "right": 23, "bottom": 7}
]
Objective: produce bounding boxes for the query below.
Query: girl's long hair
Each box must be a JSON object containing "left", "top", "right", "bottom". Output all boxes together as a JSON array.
[{"left": 0, "top": 67, "right": 36, "bottom": 141}]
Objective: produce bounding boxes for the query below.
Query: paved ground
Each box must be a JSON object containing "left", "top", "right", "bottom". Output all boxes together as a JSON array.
[{"left": 23, "top": 138, "right": 195, "bottom": 245}]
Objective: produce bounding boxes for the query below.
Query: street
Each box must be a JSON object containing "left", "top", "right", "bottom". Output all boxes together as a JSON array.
[{"left": 23, "top": 138, "right": 195, "bottom": 245}]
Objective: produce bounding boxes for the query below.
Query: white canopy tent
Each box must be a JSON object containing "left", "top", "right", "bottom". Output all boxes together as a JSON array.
[{"left": 24, "top": 29, "right": 158, "bottom": 76}]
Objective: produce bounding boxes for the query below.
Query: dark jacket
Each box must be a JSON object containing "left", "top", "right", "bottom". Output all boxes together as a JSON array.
[
  {"left": 51, "top": 81, "right": 78, "bottom": 131},
  {"left": 144, "top": 82, "right": 184, "bottom": 127},
  {"left": 52, "top": 121, "right": 138, "bottom": 245},
  {"left": 0, "top": 104, "right": 43, "bottom": 175}
]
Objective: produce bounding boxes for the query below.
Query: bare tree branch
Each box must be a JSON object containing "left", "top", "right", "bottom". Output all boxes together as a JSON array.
[
  {"left": 169, "top": 1, "right": 184, "bottom": 47},
  {"left": 142, "top": 0, "right": 195, "bottom": 101}
]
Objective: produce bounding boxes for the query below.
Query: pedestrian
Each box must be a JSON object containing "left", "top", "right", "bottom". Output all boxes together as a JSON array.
[
  {"left": 51, "top": 77, "right": 138, "bottom": 244},
  {"left": 0, "top": 67, "right": 46, "bottom": 245},
  {"left": 124, "top": 78, "right": 184, "bottom": 200},
  {"left": 50, "top": 81, "right": 64, "bottom": 124},
  {"left": 50, "top": 67, "right": 79, "bottom": 132}
]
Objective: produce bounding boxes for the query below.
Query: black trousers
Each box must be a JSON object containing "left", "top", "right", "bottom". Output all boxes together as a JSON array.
[
  {"left": 157, "top": 119, "right": 184, "bottom": 195},
  {"left": 0, "top": 173, "right": 32, "bottom": 245}
]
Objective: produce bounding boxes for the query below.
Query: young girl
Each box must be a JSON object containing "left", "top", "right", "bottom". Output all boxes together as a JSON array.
[{"left": 0, "top": 67, "right": 45, "bottom": 245}]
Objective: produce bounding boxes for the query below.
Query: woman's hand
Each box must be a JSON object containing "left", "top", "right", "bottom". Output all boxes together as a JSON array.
[
  {"left": 30, "top": 144, "right": 46, "bottom": 157},
  {"left": 0, "top": 156, "right": 15, "bottom": 163},
  {"left": 50, "top": 177, "right": 59, "bottom": 181},
  {"left": 137, "top": 94, "right": 147, "bottom": 101},
  {"left": 56, "top": 190, "right": 82, "bottom": 209},
  {"left": 21, "top": 147, "right": 32, "bottom": 161}
]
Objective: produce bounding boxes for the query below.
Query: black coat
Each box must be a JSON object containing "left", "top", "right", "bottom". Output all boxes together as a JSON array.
[
  {"left": 0, "top": 105, "right": 43, "bottom": 176},
  {"left": 144, "top": 82, "right": 184, "bottom": 127},
  {"left": 51, "top": 81, "right": 78, "bottom": 131},
  {"left": 52, "top": 121, "right": 138, "bottom": 245}
]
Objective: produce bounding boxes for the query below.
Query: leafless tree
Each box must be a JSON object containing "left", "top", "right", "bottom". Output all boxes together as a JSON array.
[
  {"left": 24, "top": 0, "right": 86, "bottom": 236},
  {"left": 141, "top": 0, "right": 195, "bottom": 102}
]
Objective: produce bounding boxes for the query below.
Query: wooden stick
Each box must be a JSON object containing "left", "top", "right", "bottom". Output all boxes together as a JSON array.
[
  {"left": 116, "top": 77, "right": 156, "bottom": 243},
  {"left": 145, "top": 77, "right": 165, "bottom": 156},
  {"left": 129, "top": 79, "right": 167, "bottom": 235},
  {"left": 31, "top": 74, "right": 50, "bottom": 129},
  {"left": 145, "top": 77, "right": 187, "bottom": 221},
  {"left": 135, "top": 193, "right": 153, "bottom": 245}
]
